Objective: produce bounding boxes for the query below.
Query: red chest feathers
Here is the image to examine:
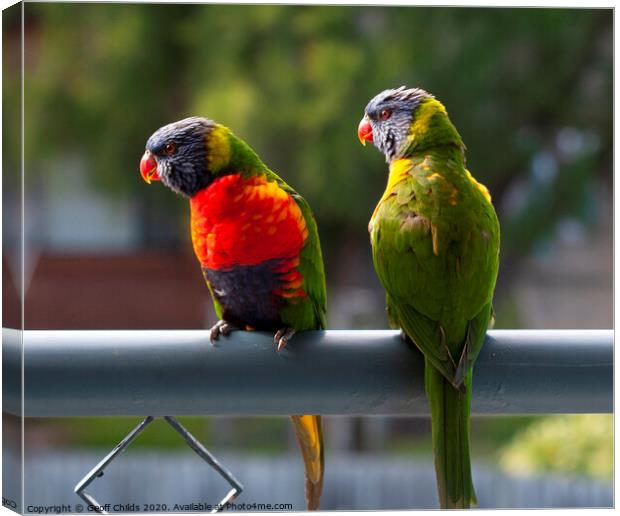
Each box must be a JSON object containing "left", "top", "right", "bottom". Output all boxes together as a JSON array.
[{"left": 190, "top": 174, "right": 309, "bottom": 271}]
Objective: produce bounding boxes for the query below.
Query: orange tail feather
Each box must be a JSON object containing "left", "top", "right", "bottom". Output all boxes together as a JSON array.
[{"left": 290, "top": 415, "right": 324, "bottom": 510}]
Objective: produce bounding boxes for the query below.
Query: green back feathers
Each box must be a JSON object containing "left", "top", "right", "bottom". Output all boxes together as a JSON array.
[
  {"left": 205, "top": 124, "right": 268, "bottom": 177},
  {"left": 207, "top": 124, "right": 304, "bottom": 193},
  {"left": 370, "top": 96, "right": 499, "bottom": 380},
  {"left": 404, "top": 97, "right": 465, "bottom": 159}
]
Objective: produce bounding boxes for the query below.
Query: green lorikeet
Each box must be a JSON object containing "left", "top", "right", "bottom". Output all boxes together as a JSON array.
[
  {"left": 140, "top": 117, "right": 326, "bottom": 510},
  {"left": 358, "top": 87, "right": 500, "bottom": 508}
]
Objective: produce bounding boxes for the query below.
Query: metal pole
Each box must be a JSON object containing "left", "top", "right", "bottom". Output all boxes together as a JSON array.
[{"left": 2, "top": 328, "right": 612, "bottom": 417}]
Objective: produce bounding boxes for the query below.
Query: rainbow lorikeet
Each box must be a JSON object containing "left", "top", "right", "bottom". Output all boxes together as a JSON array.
[
  {"left": 358, "top": 87, "right": 500, "bottom": 508},
  {"left": 139, "top": 117, "right": 326, "bottom": 510}
]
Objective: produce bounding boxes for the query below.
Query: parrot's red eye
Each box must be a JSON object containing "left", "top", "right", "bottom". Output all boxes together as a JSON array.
[
  {"left": 165, "top": 142, "right": 177, "bottom": 155},
  {"left": 380, "top": 109, "right": 392, "bottom": 121}
]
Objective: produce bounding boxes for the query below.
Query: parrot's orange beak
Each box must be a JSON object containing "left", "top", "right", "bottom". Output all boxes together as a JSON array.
[
  {"left": 140, "top": 151, "right": 160, "bottom": 184},
  {"left": 357, "top": 119, "right": 373, "bottom": 146}
]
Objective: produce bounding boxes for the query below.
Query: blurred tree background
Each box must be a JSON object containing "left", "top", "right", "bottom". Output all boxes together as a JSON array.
[
  {"left": 4, "top": 4, "right": 612, "bottom": 508},
  {"left": 15, "top": 4, "right": 612, "bottom": 259}
]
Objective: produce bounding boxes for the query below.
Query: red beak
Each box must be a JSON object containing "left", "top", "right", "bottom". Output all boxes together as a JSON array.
[
  {"left": 140, "top": 151, "right": 160, "bottom": 184},
  {"left": 357, "top": 118, "right": 373, "bottom": 145}
]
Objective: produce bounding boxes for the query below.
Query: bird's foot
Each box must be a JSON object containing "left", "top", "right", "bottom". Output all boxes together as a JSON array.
[
  {"left": 274, "top": 327, "right": 296, "bottom": 353},
  {"left": 209, "top": 320, "right": 237, "bottom": 344}
]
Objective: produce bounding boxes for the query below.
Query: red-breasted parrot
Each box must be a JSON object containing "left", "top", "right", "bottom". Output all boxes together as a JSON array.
[
  {"left": 140, "top": 117, "right": 326, "bottom": 510},
  {"left": 358, "top": 87, "right": 500, "bottom": 508}
]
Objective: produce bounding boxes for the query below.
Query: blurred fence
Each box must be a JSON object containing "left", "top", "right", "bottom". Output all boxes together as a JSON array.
[{"left": 13, "top": 451, "right": 613, "bottom": 511}]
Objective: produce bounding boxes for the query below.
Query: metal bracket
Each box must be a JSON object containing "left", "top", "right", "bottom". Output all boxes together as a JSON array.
[{"left": 74, "top": 416, "right": 243, "bottom": 514}]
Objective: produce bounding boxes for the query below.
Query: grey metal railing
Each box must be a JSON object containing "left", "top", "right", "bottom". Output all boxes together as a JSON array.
[{"left": 2, "top": 328, "right": 612, "bottom": 417}]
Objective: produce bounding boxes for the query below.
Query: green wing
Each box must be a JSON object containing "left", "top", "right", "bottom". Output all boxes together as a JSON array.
[
  {"left": 371, "top": 155, "right": 499, "bottom": 386},
  {"left": 292, "top": 192, "right": 328, "bottom": 330},
  {"left": 267, "top": 170, "right": 327, "bottom": 331}
]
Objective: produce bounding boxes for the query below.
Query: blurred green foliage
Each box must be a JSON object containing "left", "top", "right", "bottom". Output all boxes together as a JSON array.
[
  {"left": 17, "top": 4, "right": 612, "bottom": 254},
  {"left": 499, "top": 415, "right": 613, "bottom": 480},
  {"left": 385, "top": 416, "right": 537, "bottom": 459},
  {"left": 33, "top": 417, "right": 289, "bottom": 454},
  {"left": 64, "top": 417, "right": 214, "bottom": 450}
]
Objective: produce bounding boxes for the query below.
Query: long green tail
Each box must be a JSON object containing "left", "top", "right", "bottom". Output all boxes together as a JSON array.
[{"left": 425, "top": 358, "right": 477, "bottom": 508}]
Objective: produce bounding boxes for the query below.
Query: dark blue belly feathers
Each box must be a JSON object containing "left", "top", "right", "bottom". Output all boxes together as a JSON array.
[{"left": 203, "top": 259, "right": 284, "bottom": 329}]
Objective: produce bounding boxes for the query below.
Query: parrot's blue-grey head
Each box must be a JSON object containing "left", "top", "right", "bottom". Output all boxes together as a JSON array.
[
  {"left": 140, "top": 116, "right": 215, "bottom": 197},
  {"left": 358, "top": 86, "right": 432, "bottom": 163}
]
